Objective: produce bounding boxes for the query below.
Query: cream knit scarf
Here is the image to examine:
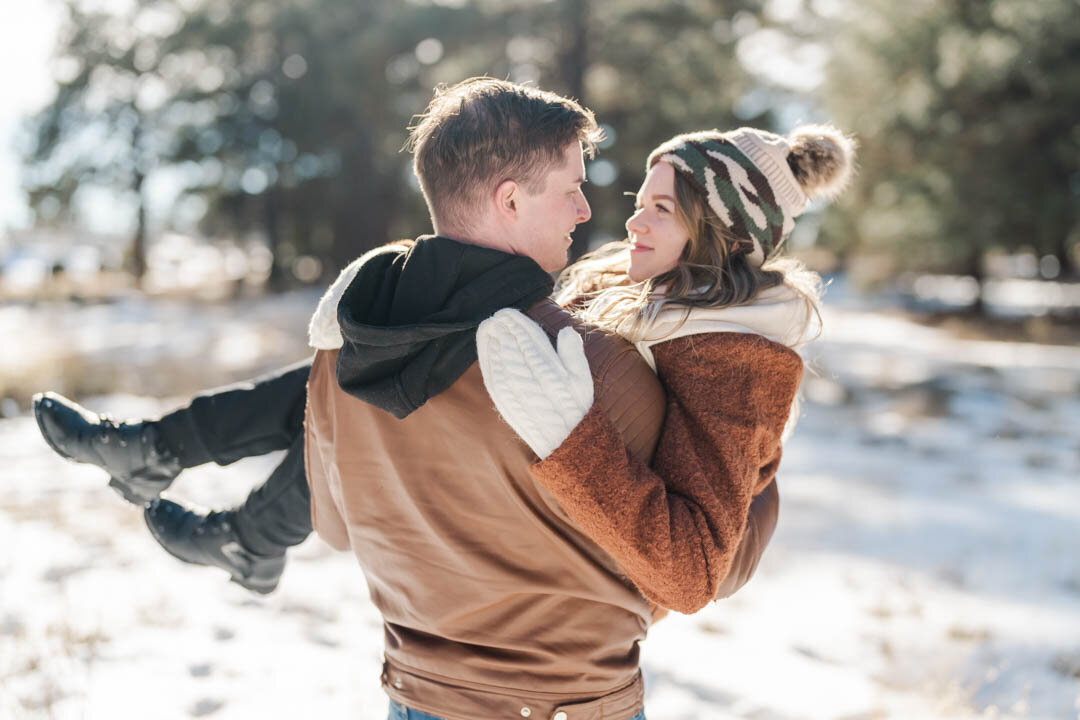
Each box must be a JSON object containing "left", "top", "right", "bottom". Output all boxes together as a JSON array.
[{"left": 633, "top": 283, "right": 818, "bottom": 372}]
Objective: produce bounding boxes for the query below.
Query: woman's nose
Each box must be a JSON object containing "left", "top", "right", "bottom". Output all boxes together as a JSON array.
[{"left": 626, "top": 209, "right": 647, "bottom": 234}]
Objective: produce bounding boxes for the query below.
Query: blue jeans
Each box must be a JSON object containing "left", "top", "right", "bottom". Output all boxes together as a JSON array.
[{"left": 389, "top": 700, "right": 646, "bottom": 720}]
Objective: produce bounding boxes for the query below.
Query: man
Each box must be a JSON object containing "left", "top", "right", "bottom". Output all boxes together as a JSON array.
[{"left": 35, "top": 78, "right": 777, "bottom": 719}]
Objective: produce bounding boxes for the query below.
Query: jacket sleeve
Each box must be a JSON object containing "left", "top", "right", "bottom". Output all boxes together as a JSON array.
[
  {"left": 713, "top": 477, "right": 779, "bottom": 600},
  {"left": 648, "top": 480, "right": 777, "bottom": 624},
  {"left": 530, "top": 332, "right": 802, "bottom": 614}
]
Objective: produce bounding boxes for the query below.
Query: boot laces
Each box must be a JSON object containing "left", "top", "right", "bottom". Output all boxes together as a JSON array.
[{"left": 96, "top": 415, "right": 132, "bottom": 447}]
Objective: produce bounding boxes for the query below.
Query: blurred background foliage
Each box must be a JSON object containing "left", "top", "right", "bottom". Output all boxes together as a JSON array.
[
  {"left": 14, "top": 0, "right": 1080, "bottom": 302},
  {"left": 822, "top": 0, "right": 1080, "bottom": 303}
]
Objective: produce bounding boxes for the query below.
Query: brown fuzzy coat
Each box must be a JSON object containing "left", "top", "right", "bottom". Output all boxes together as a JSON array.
[{"left": 531, "top": 331, "right": 803, "bottom": 614}]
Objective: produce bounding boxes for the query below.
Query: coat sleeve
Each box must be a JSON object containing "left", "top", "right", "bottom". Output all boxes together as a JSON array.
[
  {"left": 714, "top": 477, "right": 779, "bottom": 600},
  {"left": 530, "top": 332, "right": 802, "bottom": 614}
]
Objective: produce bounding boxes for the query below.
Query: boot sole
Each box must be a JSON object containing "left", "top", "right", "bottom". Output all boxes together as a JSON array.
[{"left": 143, "top": 509, "right": 280, "bottom": 595}]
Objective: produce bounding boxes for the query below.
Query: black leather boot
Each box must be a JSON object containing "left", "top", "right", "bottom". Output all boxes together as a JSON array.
[
  {"left": 32, "top": 391, "right": 182, "bottom": 504},
  {"left": 144, "top": 499, "right": 285, "bottom": 594}
]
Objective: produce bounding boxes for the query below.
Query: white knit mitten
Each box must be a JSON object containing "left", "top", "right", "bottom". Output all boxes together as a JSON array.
[{"left": 476, "top": 309, "right": 594, "bottom": 459}]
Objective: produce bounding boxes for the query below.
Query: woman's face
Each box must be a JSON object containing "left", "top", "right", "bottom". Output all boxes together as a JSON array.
[{"left": 625, "top": 162, "right": 691, "bottom": 283}]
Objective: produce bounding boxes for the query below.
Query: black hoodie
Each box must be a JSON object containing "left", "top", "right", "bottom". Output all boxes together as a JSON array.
[{"left": 335, "top": 235, "right": 555, "bottom": 419}]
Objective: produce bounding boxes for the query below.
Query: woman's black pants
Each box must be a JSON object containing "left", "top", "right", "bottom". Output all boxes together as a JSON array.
[{"left": 155, "top": 358, "right": 314, "bottom": 556}]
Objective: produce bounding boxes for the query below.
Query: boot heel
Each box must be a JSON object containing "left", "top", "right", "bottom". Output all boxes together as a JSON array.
[
  {"left": 108, "top": 476, "right": 149, "bottom": 505},
  {"left": 145, "top": 499, "right": 285, "bottom": 595},
  {"left": 229, "top": 575, "right": 278, "bottom": 595}
]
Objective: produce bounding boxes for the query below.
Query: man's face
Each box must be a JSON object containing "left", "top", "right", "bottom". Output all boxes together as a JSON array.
[{"left": 510, "top": 142, "right": 592, "bottom": 273}]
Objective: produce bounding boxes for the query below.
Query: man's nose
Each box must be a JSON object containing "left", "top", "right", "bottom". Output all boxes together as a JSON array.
[{"left": 576, "top": 192, "right": 592, "bottom": 224}]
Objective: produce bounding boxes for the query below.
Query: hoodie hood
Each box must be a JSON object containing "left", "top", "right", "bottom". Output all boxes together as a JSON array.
[{"left": 326, "top": 235, "right": 554, "bottom": 419}]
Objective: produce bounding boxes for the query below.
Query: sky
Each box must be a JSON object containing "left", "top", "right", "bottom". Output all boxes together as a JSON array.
[{"left": 0, "top": 2, "right": 64, "bottom": 233}]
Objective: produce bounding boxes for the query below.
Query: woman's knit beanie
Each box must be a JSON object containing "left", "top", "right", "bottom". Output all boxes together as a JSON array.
[{"left": 647, "top": 125, "right": 856, "bottom": 265}]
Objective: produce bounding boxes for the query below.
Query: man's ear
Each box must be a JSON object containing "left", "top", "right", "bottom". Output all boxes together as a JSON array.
[{"left": 493, "top": 179, "right": 519, "bottom": 221}]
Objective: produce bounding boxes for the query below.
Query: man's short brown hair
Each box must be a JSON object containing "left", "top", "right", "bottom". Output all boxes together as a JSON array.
[{"left": 405, "top": 77, "right": 603, "bottom": 236}]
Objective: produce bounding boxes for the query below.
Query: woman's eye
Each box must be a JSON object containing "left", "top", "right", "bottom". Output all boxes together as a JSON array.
[{"left": 656, "top": 204, "right": 669, "bottom": 213}]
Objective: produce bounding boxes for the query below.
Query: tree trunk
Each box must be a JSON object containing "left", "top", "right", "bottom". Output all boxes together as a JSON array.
[
  {"left": 131, "top": 168, "right": 147, "bottom": 287},
  {"left": 265, "top": 187, "right": 287, "bottom": 291},
  {"left": 965, "top": 249, "right": 985, "bottom": 316},
  {"left": 560, "top": 0, "right": 587, "bottom": 100},
  {"left": 561, "top": 0, "right": 594, "bottom": 264},
  {"left": 1057, "top": 227, "right": 1077, "bottom": 280},
  {"left": 330, "top": 179, "right": 398, "bottom": 277},
  {"left": 130, "top": 120, "right": 147, "bottom": 286},
  {"left": 328, "top": 132, "right": 400, "bottom": 275}
]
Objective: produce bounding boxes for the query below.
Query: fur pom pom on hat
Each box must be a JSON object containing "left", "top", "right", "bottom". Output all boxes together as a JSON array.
[
  {"left": 786, "top": 124, "right": 857, "bottom": 201},
  {"left": 647, "top": 124, "right": 856, "bottom": 264}
]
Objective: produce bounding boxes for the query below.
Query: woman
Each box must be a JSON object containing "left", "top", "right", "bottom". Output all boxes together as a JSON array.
[
  {"left": 476, "top": 124, "right": 852, "bottom": 611},
  {"left": 34, "top": 123, "right": 854, "bottom": 610}
]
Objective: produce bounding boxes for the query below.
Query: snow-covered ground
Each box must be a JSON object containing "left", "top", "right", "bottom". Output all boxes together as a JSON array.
[{"left": 2, "top": 290, "right": 1078, "bottom": 720}]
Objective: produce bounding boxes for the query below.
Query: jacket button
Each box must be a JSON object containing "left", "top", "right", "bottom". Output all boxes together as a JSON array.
[
  {"left": 393, "top": 679, "right": 403, "bottom": 689},
  {"left": 520, "top": 708, "right": 531, "bottom": 717},
  {"left": 553, "top": 713, "right": 568, "bottom": 720}
]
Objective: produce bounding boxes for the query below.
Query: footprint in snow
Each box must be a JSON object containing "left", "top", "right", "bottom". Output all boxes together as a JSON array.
[
  {"left": 188, "top": 663, "right": 213, "bottom": 678},
  {"left": 189, "top": 698, "right": 224, "bottom": 717}
]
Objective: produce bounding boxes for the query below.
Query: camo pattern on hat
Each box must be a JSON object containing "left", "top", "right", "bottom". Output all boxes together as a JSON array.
[{"left": 647, "top": 128, "right": 809, "bottom": 265}]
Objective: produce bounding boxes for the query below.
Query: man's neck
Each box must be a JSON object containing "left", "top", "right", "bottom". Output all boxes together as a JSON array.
[{"left": 436, "top": 224, "right": 516, "bottom": 258}]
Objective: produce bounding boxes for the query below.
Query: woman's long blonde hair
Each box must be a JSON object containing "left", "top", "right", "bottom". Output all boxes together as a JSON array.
[{"left": 555, "top": 170, "right": 824, "bottom": 345}]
